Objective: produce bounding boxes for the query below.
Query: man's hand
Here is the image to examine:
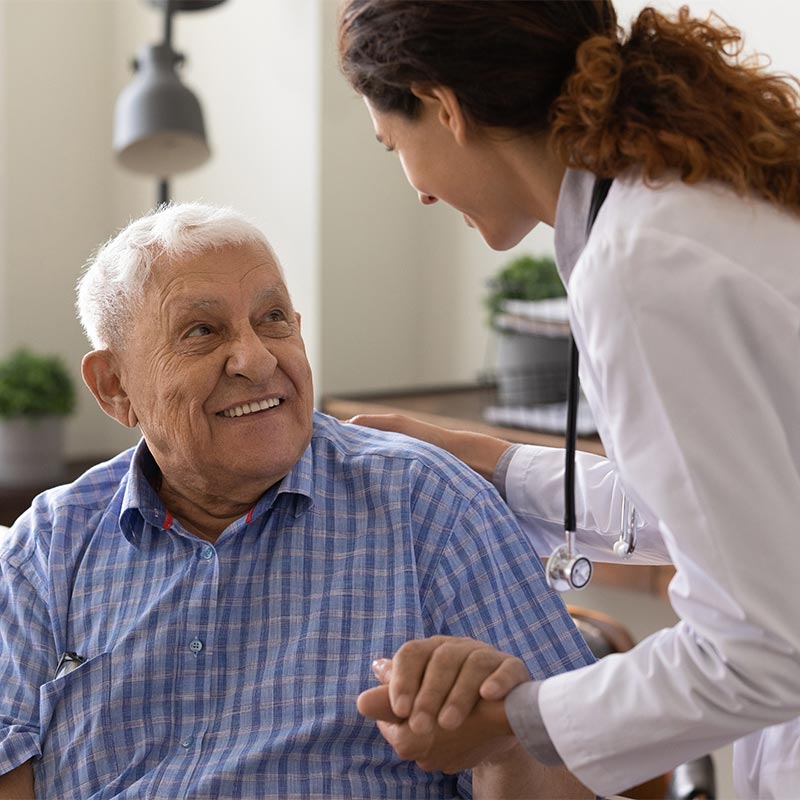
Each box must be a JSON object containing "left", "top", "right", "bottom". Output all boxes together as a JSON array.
[
  {"left": 367, "top": 636, "right": 530, "bottom": 733},
  {"left": 359, "top": 663, "right": 593, "bottom": 799},
  {"left": 357, "top": 637, "right": 531, "bottom": 772},
  {"left": 357, "top": 682, "right": 518, "bottom": 774}
]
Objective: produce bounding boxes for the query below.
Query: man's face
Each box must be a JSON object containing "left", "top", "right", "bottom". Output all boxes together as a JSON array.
[{"left": 116, "top": 241, "right": 314, "bottom": 497}]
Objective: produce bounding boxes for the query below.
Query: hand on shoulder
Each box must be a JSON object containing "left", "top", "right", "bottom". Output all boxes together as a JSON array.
[{"left": 347, "top": 415, "right": 512, "bottom": 482}]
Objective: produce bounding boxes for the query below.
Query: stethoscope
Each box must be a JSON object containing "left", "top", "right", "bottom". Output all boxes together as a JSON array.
[{"left": 546, "top": 178, "right": 638, "bottom": 592}]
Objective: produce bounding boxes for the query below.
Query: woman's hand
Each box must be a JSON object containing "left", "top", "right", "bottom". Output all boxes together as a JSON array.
[
  {"left": 357, "top": 681, "right": 519, "bottom": 774},
  {"left": 347, "top": 414, "right": 451, "bottom": 449},
  {"left": 361, "top": 636, "right": 530, "bottom": 735},
  {"left": 347, "top": 414, "right": 512, "bottom": 482}
]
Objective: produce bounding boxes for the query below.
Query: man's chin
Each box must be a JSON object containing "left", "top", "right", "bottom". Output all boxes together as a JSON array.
[
  {"left": 200, "top": 458, "right": 293, "bottom": 499},
  {"left": 212, "top": 437, "right": 310, "bottom": 490}
]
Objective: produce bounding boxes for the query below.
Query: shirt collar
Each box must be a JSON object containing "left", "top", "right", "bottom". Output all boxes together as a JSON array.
[
  {"left": 119, "top": 439, "right": 168, "bottom": 542},
  {"left": 553, "top": 168, "right": 598, "bottom": 286},
  {"left": 260, "top": 433, "right": 315, "bottom": 518},
  {"left": 119, "top": 435, "right": 316, "bottom": 545}
]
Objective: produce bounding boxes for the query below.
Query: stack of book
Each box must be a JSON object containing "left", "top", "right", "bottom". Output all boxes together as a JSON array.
[{"left": 493, "top": 297, "right": 571, "bottom": 338}]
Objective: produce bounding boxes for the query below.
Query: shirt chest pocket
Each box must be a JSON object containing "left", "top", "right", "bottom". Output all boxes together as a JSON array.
[
  {"left": 38, "top": 651, "right": 120, "bottom": 795},
  {"left": 38, "top": 646, "right": 179, "bottom": 797}
]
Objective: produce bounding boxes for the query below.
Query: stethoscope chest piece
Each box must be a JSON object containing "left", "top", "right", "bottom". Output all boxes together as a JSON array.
[{"left": 546, "top": 537, "right": 593, "bottom": 592}]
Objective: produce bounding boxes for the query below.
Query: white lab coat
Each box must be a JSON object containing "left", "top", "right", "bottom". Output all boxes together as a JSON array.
[{"left": 505, "top": 169, "right": 800, "bottom": 798}]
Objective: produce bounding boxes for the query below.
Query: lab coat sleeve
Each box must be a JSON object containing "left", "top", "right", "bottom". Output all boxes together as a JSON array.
[
  {"left": 536, "top": 223, "right": 800, "bottom": 796},
  {"left": 504, "top": 444, "right": 671, "bottom": 564}
]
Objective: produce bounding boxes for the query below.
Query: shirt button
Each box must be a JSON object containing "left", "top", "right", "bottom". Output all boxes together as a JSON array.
[
  {"left": 200, "top": 545, "right": 215, "bottom": 561},
  {"left": 189, "top": 638, "right": 204, "bottom": 655},
  {"left": 180, "top": 736, "right": 194, "bottom": 749}
]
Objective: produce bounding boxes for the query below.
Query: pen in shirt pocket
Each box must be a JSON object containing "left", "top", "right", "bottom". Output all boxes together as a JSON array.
[{"left": 54, "top": 651, "right": 86, "bottom": 680}]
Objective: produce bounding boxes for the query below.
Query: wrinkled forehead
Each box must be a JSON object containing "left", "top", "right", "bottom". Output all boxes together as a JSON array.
[{"left": 144, "top": 240, "right": 288, "bottom": 302}]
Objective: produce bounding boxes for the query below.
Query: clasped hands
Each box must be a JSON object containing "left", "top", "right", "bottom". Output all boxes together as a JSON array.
[{"left": 357, "top": 636, "right": 531, "bottom": 774}]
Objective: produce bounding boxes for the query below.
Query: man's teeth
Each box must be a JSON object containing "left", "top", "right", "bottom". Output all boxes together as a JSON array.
[{"left": 221, "top": 398, "right": 281, "bottom": 418}]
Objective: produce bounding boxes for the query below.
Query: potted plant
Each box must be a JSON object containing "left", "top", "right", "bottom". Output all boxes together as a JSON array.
[
  {"left": 486, "top": 254, "right": 570, "bottom": 406},
  {"left": 0, "top": 348, "right": 76, "bottom": 487},
  {"left": 486, "top": 254, "right": 566, "bottom": 316}
]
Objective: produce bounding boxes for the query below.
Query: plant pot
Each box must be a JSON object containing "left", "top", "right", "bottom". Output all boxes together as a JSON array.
[
  {"left": 0, "top": 416, "right": 66, "bottom": 487},
  {"left": 494, "top": 330, "right": 570, "bottom": 405}
]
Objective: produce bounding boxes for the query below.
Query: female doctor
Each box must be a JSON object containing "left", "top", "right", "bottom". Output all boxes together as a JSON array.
[{"left": 338, "top": 1, "right": 800, "bottom": 797}]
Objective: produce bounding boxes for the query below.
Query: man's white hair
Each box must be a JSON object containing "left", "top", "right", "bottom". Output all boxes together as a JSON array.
[{"left": 76, "top": 202, "right": 280, "bottom": 350}]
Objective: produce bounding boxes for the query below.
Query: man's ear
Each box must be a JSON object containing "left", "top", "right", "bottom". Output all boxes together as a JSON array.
[
  {"left": 410, "top": 84, "right": 469, "bottom": 145},
  {"left": 81, "top": 350, "right": 138, "bottom": 428}
]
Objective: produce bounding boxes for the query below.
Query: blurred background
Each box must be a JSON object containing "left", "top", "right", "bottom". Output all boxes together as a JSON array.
[
  {"left": 1, "top": 2, "right": 798, "bottom": 795},
  {"left": 0, "top": 0, "right": 795, "bottom": 460}
]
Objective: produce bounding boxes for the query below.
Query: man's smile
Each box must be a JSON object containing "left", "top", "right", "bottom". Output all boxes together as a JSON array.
[{"left": 218, "top": 396, "right": 284, "bottom": 418}]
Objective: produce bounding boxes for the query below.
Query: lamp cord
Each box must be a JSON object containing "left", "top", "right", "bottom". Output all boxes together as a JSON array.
[{"left": 164, "top": 0, "right": 174, "bottom": 47}]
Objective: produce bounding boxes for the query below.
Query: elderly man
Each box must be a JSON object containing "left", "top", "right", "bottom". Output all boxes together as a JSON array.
[{"left": 0, "top": 203, "right": 592, "bottom": 799}]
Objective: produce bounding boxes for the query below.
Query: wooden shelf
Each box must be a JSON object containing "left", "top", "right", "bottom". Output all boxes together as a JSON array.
[
  {"left": 0, "top": 457, "right": 108, "bottom": 527},
  {"left": 322, "top": 385, "right": 674, "bottom": 597}
]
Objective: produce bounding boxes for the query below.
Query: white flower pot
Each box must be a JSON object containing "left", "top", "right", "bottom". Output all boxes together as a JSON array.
[{"left": 0, "top": 416, "right": 66, "bottom": 487}]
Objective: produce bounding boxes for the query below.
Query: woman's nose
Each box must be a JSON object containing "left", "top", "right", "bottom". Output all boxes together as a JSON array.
[{"left": 418, "top": 192, "right": 439, "bottom": 206}]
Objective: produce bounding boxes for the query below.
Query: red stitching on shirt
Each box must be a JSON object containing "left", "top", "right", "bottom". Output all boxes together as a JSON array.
[
  {"left": 162, "top": 510, "right": 173, "bottom": 530},
  {"left": 245, "top": 507, "right": 254, "bottom": 524}
]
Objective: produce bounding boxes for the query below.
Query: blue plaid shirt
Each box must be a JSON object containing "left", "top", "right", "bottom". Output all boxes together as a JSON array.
[{"left": 0, "top": 411, "right": 592, "bottom": 799}]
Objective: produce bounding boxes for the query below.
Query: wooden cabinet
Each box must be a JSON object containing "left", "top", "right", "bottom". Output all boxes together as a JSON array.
[{"left": 322, "top": 385, "right": 675, "bottom": 597}]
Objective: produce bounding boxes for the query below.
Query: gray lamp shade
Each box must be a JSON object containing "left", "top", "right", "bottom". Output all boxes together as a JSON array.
[{"left": 113, "top": 43, "right": 210, "bottom": 176}]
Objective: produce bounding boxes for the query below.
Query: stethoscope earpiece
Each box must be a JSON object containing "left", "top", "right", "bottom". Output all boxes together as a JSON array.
[
  {"left": 613, "top": 539, "right": 630, "bottom": 559},
  {"left": 613, "top": 537, "right": 633, "bottom": 560}
]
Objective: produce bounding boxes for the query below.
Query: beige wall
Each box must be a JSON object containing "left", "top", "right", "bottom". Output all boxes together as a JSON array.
[
  {"left": 0, "top": 0, "right": 798, "bottom": 459},
  {"left": 0, "top": 4, "right": 7, "bottom": 352},
  {"left": 0, "top": 0, "right": 130, "bottom": 457},
  {"left": 318, "top": 0, "right": 558, "bottom": 394},
  {"left": 0, "top": 0, "right": 323, "bottom": 459},
  {"left": 320, "top": 0, "right": 438, "bottom": 394}
]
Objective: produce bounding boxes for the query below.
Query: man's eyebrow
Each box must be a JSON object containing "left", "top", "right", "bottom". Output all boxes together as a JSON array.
[
  {"left": 255, "top": 285, "right": 292, "bottom": 304},
  {"left": 171, "top": 285, "right": 291, "bottom": 317},
  {"left": 172, "top": 297, "right": 224, "bottom": 316}
]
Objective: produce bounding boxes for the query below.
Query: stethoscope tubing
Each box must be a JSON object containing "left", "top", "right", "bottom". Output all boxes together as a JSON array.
[
  {"left": 564, "top": 177, "right": 613, "bottom": 539},
  {"left": 564, "top": 336, "right": 580, "bottom": 542},
  {"left": 554, "top": 177, "right": 616, "bottom": 590}
]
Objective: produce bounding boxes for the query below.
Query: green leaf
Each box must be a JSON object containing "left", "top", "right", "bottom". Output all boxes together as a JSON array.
[
  {"left": 485, "top": 254, "right": 565, "bottom": 321},
  {"left": 0, "top": 349, "right": 76, "bottom": 418}
]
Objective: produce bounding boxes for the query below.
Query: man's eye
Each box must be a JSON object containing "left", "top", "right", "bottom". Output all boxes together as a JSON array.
[
  {"left": 186, "top": 324, "right": 213, "bottom": 338},
  {"left": 265, "top": 310, "right": 288, "bottom": 322}
]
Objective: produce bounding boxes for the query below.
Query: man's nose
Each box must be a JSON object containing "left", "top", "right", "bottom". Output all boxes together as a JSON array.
[
  {"left": 418, "top": 192, "right": 438, "bottom": 206},
  {"left": 224, "top": 327, "right": 278, "bottom": 382}
]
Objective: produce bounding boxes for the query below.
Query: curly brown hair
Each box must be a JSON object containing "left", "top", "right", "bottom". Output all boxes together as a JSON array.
[
  {"left": 339, "top": 0, "right": 800, "bottom": 213},
  {"left": 554, "top": 6, "right": 800, "bottom": 209}
]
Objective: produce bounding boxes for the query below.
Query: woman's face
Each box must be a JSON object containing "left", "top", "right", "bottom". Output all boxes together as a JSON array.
[{"left": 364, "top": 93, "right": 561, "bottom": 250}]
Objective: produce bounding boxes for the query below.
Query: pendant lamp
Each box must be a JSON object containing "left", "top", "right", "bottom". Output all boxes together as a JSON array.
[{"left": 113, "top": 0, "right": 228, "bottom": 203}]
